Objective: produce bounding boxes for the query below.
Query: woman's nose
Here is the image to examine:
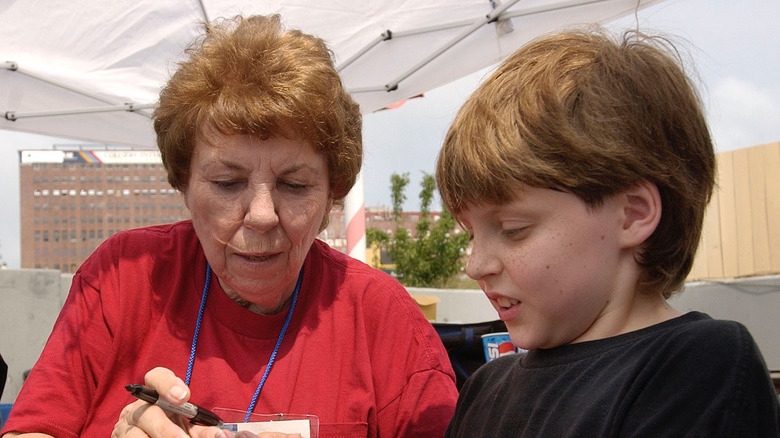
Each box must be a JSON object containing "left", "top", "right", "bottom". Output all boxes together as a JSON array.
[{"left": 244, "top": 189, "right": 279, "bottom": 232}]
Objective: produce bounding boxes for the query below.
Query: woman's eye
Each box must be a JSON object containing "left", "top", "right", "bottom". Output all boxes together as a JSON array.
[
  {"left": 212, "top": 180, "right": 238, "bottom": 189},
  {"left": 281, "top": 181, "right": 308, "bottom": 190}
]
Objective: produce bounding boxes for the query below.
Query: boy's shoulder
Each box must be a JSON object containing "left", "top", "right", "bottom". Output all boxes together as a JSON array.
[
  {"left": 603, "top": 311, "right": 751, "bottom": 366},
  {"left": 644, "top": 311, "right": 751, "bottom": 355},
  {"left": 452, "top": 313, "right": 777, "bottom": 437},
  {"left": 462, "top": 312, "right": 758, "bottom": 382},
  {"left": 473, "top": 312, "right": 754, "bottom": 381}
]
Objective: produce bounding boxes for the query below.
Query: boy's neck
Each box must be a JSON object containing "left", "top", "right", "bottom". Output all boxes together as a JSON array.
[{"left": 572, "top": 292, "right": 682, "bottom": 344}]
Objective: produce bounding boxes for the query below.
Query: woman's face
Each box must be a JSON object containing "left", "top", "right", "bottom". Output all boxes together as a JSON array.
[{"left": 184, "top": 130, "right": 331, "bottom": 312}]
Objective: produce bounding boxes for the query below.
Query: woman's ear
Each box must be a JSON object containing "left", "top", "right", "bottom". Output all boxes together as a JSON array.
[
  {"left": 619, "top": 180, "right": 661, "bottom": 249},
  {"left": 319, "top": 197, "right": 335, "bottom": 232}
]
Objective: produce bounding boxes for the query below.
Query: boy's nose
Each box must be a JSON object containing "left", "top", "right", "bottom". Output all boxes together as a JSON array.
[
  {"left": 244, "top": 190, "right": 279, "bottom": 232},
  {"left": 465, "top": 240, "right": 501, "bottom": 280}
]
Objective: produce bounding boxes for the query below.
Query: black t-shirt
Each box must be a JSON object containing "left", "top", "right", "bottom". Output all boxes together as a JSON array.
[{"left": 446, "top": 312, "right": 780, "bottom": 437}]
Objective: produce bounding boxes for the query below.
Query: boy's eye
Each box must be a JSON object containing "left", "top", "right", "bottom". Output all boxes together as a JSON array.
[{"left": 501, "top": 227, "right": 527, "bottom": 240}]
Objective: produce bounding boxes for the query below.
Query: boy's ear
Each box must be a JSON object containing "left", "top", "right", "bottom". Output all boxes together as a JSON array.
[{"left": 619, "top": 180, "right": 661, "bottom": 248}]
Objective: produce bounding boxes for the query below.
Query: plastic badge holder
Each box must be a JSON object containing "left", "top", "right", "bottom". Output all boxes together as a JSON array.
[{"left": 214, "top": 408, "right": 319, "bottom": 438}]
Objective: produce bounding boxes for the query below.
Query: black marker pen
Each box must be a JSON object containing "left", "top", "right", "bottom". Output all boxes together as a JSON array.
[{"left": 125, "top": 384, "right": 224, "bottom": 427}]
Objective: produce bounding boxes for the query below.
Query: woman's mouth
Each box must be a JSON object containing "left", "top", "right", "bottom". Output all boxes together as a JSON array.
[{"left": 243, "top": 253, "right": 274, "bottom": 262}]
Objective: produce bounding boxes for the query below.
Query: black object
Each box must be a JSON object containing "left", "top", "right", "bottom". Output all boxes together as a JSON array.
[
  {"left": 433, "top": 320, "right": 507, "bottom": 389},
  {"left": 0, "top": 352, "right": 7, "bottom": 399},
  {"left": 125, "top": 384, "right": 224, "bottom": 427}
]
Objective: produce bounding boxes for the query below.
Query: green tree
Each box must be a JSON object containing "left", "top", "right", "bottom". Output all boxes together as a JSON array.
[{"left": 368, "top": 172, "right": 470, "bottom": 288}]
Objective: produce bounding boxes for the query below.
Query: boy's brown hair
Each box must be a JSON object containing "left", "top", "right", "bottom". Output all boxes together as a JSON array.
[{"left": 436, "top": 28, "right": 715, "bottom": 298}]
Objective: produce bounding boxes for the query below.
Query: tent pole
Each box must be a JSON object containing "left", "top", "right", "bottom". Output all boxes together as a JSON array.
[
  {"left": 197, "top": 0, "right": 210, "bottom": 23},
  {"left": 342, "top": 0, "right": 606, "bottom": 98},
  {"left": 2, "top": 62, "right": 156, "bottom": 119},
  {"left": 5, "top": 103, "right": 156, "bottom": 121},
  {"left": 385, "top": 0, "right": 521, "bottom": 91},
  {"left": 345, "top": 171, "right": 366, "bottom": 262},
  {"left": 4, "top": 62, "right": 130, "bottom": 107}
]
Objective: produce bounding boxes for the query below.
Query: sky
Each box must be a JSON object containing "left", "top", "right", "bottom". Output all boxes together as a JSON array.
[{"left": 1, "top": 0, "right": 780, "bottom": 269}]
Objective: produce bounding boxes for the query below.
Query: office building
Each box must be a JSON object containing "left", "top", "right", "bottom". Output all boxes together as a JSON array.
[
  {"left": 20, "top": 147, "right": 464, "bottom": 272},
  {"left": 18, "top": 148, "right": 354, "bottom": 273},
  {"left": 19, "top": 149, "right": 189, "bottom": 272}
]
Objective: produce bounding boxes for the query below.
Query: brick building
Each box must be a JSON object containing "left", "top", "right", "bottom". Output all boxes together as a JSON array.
[
  {"left": 18, "top": 147, "right": 440, "bottom": 273},
  {"left": 19, "top": 149, "right": 190, "bottom": 272}
]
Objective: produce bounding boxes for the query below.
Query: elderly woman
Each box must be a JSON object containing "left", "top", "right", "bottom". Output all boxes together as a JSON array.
[{"left": 1, "top": 15, "right": 458, "bottom": 438}]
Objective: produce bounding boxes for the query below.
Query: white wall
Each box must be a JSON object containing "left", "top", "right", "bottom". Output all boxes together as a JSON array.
[
  {"left": 670, "top": 276, "right": 780, "bottom": 371},
  {"left": 2, "top": 271, "right": 777, "bottom": 404},
  {"left": 414, "top": 276, "right": 780, "bottom": 371},
  {"left": 0, "top": 269, "right": 71, "bottom": 403},
  {"left": 407, "top": 287, "right": 496, "bottom": 324}
]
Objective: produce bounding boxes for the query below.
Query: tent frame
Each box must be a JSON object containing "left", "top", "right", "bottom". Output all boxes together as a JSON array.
[{"left": 3, "top": 0, "right": 618, "bottom": 121}]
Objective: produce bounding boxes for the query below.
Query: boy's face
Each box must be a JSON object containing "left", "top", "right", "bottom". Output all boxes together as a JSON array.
[{"left": 460, "top": 183, "right": 637, "bottom": 350}]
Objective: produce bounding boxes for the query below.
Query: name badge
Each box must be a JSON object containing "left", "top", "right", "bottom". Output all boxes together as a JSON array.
[{"left": 215, "top": 409, "right": 319, "bottom": 438}]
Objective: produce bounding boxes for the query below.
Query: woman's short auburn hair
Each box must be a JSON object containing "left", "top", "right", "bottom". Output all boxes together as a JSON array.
[
  {"left": 154, "top": 14, "right": 362, "bottom": 202},
  {"left": 436, "top": 27, "right": 716, "bottom": 298}
]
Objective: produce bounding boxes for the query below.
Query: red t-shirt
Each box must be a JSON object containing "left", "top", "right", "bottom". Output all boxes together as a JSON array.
[{"left": 3, "top": 221, "right": 457, "bottom": 438}]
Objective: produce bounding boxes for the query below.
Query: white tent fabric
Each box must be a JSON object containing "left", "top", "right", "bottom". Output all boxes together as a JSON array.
[
  {"left": 1, "top": 0, "right": 662, "bottom": 261},
  {"left": 1, "top": 0, "right": 661, "bottom": 147}
]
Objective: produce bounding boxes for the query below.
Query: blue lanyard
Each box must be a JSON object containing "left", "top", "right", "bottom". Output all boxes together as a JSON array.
[{"left": 185, "top": 263, "right": 303, "bottom": 422}]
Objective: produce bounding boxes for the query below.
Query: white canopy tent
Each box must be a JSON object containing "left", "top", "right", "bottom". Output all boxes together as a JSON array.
[{"left": 0, "top": 0, "right": 662, "bottom": 259}]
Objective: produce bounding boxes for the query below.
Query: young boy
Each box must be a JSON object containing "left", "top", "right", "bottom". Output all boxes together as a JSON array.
[{"left": 436, "top": 27, "right": 780, "bottom": 436}]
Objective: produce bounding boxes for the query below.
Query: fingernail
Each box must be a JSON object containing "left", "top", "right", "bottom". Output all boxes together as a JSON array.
[{"left": 170, "top": 385, "right": 187, "bottom": 401}]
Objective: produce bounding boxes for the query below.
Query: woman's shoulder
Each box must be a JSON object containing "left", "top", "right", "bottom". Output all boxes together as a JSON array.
[
  {"left": 309, "top": 239, "right": 441, "bottom": 330},
  {"left": 89, "top": 221, "right": 196, "bottom": 256},
  {"left": 310, "top": 239, "right": 408, "bottom": 293},
  {"left": 106, "top": 220, "right": 196, "bottom": 246},
  {"left": 77, "top": 221, "right": 200, "bottom": 280}
]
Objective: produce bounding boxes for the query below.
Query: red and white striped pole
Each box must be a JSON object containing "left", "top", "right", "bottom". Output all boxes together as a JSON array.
[{"left": 344, "top": 171, "right": 366, "bottom": 262}]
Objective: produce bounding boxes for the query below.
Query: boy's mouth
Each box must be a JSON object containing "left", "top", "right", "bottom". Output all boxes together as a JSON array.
[{"left": 496, "top": 297, "right": 520, "bottom": 308}]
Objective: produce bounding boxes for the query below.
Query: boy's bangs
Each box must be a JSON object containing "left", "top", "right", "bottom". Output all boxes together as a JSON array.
[{"left": 439, "top": 126, "right": 518, "bottom": 213}]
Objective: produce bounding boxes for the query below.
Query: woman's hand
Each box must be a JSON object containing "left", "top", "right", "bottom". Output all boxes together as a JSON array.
[
  {"left": 112, "top": 367, "right": 224, "bottom": 438},
  {"left": 111, "top": 368, "right": 301, "bottom": 438},
  {"left": 233, "top": 434, "right": 301, "bottom": 438}
]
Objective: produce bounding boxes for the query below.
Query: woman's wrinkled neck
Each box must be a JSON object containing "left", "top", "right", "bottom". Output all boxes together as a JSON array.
[{"left": 217, "top": 277, "right": 293, "bottom": 316}]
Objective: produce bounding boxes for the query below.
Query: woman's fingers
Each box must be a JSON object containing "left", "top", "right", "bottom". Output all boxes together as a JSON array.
[
  {"left": 113, "top": 398, "right": 190, "bottom": 438},
  {"left": 144, "top": 367, "right": 191, "bottom": 405}
]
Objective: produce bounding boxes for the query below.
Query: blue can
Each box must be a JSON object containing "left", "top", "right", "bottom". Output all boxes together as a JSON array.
[{"left": 481, "top": 332, "right": 521, "bottom": 362}]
